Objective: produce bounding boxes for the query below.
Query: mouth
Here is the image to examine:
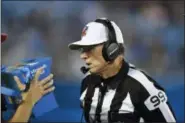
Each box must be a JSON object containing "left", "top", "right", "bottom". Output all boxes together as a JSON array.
[
  {"left": 86, "top": 62, "right": 93, "bottom": 69},
  {"left": 87, "top": 64, "right": 93, "bottom": 69},
  {"left": 86, "top": 63, "right": 91, "bottom": 66}
]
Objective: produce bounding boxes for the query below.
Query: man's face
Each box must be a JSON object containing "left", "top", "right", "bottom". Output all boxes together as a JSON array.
[{"left": 80, "top": 43, "right": 107, "bottom": 74}]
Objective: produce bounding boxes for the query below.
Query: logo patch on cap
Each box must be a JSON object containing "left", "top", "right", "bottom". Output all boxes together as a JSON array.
[{"left": 81, "top": 26, "right": 88, "bottom": 37}]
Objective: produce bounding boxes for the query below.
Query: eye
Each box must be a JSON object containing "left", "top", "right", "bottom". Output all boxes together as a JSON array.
[{"left": 79, "top": 46, "right": 96, "bottom": 53}]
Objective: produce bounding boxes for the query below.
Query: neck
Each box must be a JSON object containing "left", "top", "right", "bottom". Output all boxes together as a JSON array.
[{"left": 99, "top": 57, "right": 123, "bottom": 79}]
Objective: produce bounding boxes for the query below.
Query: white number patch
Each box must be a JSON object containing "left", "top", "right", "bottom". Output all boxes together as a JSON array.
[{"left": 144, "top": 90, "right": 168, "bottom": 110}]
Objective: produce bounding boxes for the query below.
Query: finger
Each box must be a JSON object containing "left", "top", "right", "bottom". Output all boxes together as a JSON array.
[
  {"left": 14, "top": 76, "right": 26, "bottom": 91},
  {"left": 43, "top": 80, "right": 54, "bottom": 90},
  {"left": 34, "top": 66, "right": 45, "bottom": 82},
  {"left": 39, "top": 74, "right": 53, "bottom": 85},
  {"left": 43, "top": 86, "right": 55, "bottom": 95}
]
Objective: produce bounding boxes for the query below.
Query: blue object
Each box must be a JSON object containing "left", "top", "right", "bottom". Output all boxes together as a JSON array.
[
  {"left": 1, "top": 57, "right": 59, "bottom": 118},
  {"left": 1, "top": 86, "right": 20, "bottom": 97}
]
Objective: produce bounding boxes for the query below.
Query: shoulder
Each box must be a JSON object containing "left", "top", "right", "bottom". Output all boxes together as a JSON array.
[
  {"left": 125, "top": 66, "right": 166, "bottom": 101},
  {"left": 81, "top": 73, "right": 101, "bottom": 86},
  {"left": 126, "top": 66, "right": 171, "bottom": 111},
  {"left": 80, "top": 73, "right": 101, "bottom": 94},
  {"left": 127, "top": 66, "right": 165, "bottom": 93},
  {"left": 125, "top": 66, "right": 168, "bottom": 104}
]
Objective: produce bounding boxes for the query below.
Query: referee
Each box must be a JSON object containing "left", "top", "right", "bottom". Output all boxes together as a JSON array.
[{"left": 68, "top": 18, "right": 176, "bottom": 123}]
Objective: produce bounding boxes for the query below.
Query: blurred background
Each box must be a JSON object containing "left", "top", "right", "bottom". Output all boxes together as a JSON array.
[{"left": 1, "top": 1, "right": 184, "bottom": 122}]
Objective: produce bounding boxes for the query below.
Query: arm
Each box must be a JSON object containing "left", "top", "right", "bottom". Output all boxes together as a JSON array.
[
  {"left": 8, "top": 67, "right": 55, "bottom": 122},
  {"left": 134, "top": 84, "right": 176, "bottom": 122},
  {"left": 9, "top": 101, "right": 34, "bottom": 122}
]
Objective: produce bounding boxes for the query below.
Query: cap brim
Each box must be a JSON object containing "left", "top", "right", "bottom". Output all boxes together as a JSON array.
[
  {"left": 1, "top": 33, "right": 8, "bottom": 43},
  {"left": 68, "top": 40, "right": 106, "bottom": 50}
]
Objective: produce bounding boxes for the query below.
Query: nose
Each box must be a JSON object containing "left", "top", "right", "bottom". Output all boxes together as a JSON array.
[{"left": 80, "top": 52, "right": 89, "bottom": 60}]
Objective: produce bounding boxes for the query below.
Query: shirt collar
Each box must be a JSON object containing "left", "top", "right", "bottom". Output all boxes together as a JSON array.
[{"left": 100, "top": 60, "right": 129, "bottom": 89}]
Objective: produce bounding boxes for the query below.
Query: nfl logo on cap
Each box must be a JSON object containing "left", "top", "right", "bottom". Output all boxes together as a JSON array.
[{"left": 81, "top": 26, "right": 88, "bottom": 37}]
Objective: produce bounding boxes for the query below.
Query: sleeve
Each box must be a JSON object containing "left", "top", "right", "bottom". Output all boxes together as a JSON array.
[
  {"left": 133, "top": 82, "right": 177, "bottom": 122},
  {"left": 80, "top": 76, "right": 89, "bottom": 108}
]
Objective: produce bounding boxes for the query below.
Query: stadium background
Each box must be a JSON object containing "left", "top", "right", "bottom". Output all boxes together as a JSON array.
[{"left": 1, "top": 1, "right": 184, "bottom": 122}]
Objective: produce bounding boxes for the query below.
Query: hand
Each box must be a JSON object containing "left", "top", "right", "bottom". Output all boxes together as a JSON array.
[{"left": 14, "top": 67, "right": 55, "bottom": 106}]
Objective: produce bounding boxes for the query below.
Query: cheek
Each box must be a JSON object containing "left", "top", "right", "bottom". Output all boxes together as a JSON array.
[
  {"left": 91, "top": 46, "right": 106, "bottom": 65},
  {"left": 93, "top": 54, "right": 106, "bottom": 66}
]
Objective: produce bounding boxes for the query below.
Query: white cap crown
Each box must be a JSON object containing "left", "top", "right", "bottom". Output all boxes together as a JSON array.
[{"left": 68, "top": 19, "right": 124, "bottom": 50}]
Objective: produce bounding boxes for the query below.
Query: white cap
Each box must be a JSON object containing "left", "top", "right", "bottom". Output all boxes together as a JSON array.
[{"left": 68, "top": 19, "right": 124, "bottom": 50}]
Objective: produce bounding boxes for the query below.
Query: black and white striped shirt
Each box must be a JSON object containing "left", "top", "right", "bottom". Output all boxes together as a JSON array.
[{"left": 80, "top": 60, "right": 176, "bottom": 123}]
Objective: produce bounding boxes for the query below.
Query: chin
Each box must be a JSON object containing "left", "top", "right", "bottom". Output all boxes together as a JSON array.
[
  {"left": 89, "top": 67, "right": 100, "bottom": 74},
  {"left": 89, "top": 69, "right": 96, "bottom": 74}
]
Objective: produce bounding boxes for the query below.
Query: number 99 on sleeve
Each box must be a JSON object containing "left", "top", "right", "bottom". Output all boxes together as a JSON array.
[{"left": 144, "top": 91, "right": 168, "bottom": 111}]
